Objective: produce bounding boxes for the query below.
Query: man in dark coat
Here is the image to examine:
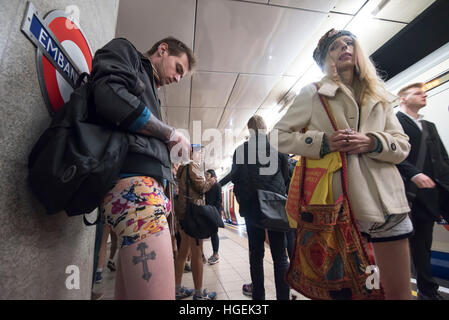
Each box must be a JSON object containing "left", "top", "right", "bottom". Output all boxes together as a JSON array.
[
  {"left": 230, "top": 115, "right": 290, "bottom": 300},
  {"left": 396, "top": 82, "right": 449, "bottom": 300}
]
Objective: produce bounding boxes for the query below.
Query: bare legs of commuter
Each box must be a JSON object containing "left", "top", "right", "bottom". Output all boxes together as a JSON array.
[
  {"left": 371, "top": 239, "right": 413, "bottom": 300},
  {"left": 174, "top": 228, "right": 216, "bottom": 299},
  {"left": 174, "top": 228, "right": 203, "bottom": 292},
  {"left": 96, "top": 225, "right": 118, "bottom": 278},
  {"left": 102, "top": 176, "right": 174, "bottom": 299},
  {"left": 115, "top": 228, "right": 175, "bottom": 299}
]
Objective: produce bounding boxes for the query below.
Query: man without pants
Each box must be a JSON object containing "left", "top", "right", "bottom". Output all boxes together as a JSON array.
[{"left": 90, "top": 36, "right": 193, "bottom": 299}]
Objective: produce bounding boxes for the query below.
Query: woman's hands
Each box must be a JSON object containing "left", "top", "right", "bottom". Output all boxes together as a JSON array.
[{"left": 328, "top": 128, "right": 375, "bottom": 155}]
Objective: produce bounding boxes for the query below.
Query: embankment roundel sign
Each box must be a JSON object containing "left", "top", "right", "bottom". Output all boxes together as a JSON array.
[{"left": 21, "top": 1, "right": 93, "bottom": 114}]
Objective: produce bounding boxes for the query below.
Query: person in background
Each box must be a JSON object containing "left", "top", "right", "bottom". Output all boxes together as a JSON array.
[
  {"left": 205, "top": 169, "right": 223, "bottom": 265},
  {"left": 274, "top": 28, "right": 413, "bottom": 299},
  {"left": 94, "top": 224, "right": 118, "bottom": 284},
  {"left": 174, "top": 145, "right": 217, "bottom": 300},
  {"left": 396, "top": 83, "right": 449, "bottom": 300},
  {"left": 91, "top": 36, "right": 193, "bottom": 299},
  {"left": 231, "top": 115, "right": 291, "bottom": 300},
  {"left": 168, "top": 163, "right": 181, "bottom": 260}
]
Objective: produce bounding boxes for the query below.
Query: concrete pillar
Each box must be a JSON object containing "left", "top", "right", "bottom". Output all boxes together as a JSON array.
[{"left": 0, "top": 0, "right": 119, "bottom": 299}]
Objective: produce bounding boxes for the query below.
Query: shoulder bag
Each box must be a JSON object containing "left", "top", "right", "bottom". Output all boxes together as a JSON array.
[{"left": 256, "top": 189, "right": 292, "bottom": 232}]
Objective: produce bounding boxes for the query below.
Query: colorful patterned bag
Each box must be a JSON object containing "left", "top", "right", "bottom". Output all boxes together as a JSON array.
[{"left": 285, "top": 87, "right": 385, "bottom": 300}]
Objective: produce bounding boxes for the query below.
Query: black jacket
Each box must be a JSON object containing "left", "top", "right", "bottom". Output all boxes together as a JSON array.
[
  {"left": 90, "top": 38, "right": 172, "bottom": 182},
  {"left": 205, "top": 183, "right": 223, "bottom": 211},
  {"left": 231, "top": 134, "right": 289, "bottom": 220},
  {"left": 396, "top": 111, "right": 449, "bottom": 221}
]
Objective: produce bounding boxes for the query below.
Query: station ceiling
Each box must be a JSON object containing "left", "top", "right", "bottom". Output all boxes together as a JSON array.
[{"left": 115, "top": 0, "right": 436, "bottom": 175}]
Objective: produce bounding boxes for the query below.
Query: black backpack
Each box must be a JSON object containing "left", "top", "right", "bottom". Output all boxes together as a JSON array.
[{"left": 28, "top": 73, "right": 129, "bottom": 218}]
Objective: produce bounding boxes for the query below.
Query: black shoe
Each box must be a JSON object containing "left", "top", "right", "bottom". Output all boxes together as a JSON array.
[
  {"left": 107, "top": 261, "right": 116, "bottom": 272},
  {"left": 418, "top": 291, "right": 445, "bottom": 300}
]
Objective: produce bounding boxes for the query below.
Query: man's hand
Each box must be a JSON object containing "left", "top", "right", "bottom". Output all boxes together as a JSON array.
[
  {"left": 167, "top": 129, "right": 190, "bottom": 163},
  {"left": 411, "top": 173, "right": 436, "bottom": 189},
  {"left": 328, "top": 129, "right": 375, "bottom": 154}
]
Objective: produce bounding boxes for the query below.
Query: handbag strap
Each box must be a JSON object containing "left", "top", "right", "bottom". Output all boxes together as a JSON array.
[
  {"left": 298, "top": 84, "right": 350, "bottom": 204},
  {"left": 303, "top": 84, "right": 379, "bottom": 271},
  {"left": 185, "top": 164, "right": 190, "bottom": 209}
]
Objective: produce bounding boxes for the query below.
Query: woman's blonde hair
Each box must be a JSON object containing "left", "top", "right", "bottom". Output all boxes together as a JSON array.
[{"left": 324, "top": 38, "right": 390, "bottom": 106}]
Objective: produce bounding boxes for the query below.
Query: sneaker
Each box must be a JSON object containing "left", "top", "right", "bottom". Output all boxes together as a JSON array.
[
  {"left": 94, "top": 271, "right": 103, "bottom": 284},
  {"left": 242, "top": 283, "right": 252, "bottom": 297},
  {"left": 208, "top": 254, "right": 220, "bottom": 265},
  {"left": 107, "top": 261, "right": 116, "bottom": 272},
  {"left": 176, "top": 286, "right": 194, "bottom": 300},
  {"left": 184, "top": 262, "right": 191, "bottom": 273},
  {"left": 193, "top": 289, "right": 217, "bottom": 300}
]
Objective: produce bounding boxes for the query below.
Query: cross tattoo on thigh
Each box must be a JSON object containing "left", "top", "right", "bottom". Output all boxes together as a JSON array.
[{"left": 133, "top": 242, "right": 156, "bottom": 281}]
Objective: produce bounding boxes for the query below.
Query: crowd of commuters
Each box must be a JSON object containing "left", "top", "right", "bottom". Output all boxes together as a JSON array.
[{"left": 87, "top": 28, "right": 447, "bottom": 300}]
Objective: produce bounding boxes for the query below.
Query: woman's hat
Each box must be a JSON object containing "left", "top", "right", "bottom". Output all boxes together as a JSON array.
[{"left": 313, "top": 28, "right": 356, "bottom": 71}]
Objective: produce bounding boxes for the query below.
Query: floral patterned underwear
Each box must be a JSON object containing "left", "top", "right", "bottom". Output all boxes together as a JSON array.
[{"left": 101, "top": 176, "right": 170, "bottom": 248}]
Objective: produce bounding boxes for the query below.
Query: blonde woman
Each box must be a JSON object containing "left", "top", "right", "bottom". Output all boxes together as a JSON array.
[{"left": 274, "top": 29, "right": 413, "bottom": 299}]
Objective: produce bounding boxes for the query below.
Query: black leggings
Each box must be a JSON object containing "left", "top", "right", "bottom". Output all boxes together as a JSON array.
[{"left": 211, "top": 232, "right": 219, "bottom": 253}]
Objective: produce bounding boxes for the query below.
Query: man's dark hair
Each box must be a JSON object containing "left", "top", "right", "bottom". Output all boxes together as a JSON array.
[
  {"left": 147, "top": 37, "right": 196, "bottom": 71},
  {"left": 206, "top": 169, "right": 217, "bottom": 178}
]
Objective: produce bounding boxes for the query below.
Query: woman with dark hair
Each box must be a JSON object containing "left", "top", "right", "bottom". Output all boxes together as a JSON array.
[
  {"left": 173, "top": 145, "right": 217, "bottom": 300},
  {"left": 231, "top": 115, "right": 291, "bottom": 300},
  {"left": 205, "top": 169, "right": 223, "bottom": 264}
]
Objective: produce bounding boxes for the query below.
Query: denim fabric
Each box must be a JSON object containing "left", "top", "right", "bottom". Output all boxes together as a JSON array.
[
  {"left": 245, "top": 217, "right": 290, "bottom": 300},
  {"left": 92, "top": 220, "right": 104, "bottom": 287}
]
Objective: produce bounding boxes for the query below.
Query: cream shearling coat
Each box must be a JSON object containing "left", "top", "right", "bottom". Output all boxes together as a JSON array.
[{"left": 273, "top": 77, "right": 411, "bottom": 223}]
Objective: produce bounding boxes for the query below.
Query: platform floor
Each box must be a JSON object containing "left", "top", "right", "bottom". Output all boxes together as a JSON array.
[
  {"left": 92, "top": 223, "right": 448, "bottom": 300},
  {"left": 92, "top": 224, "right": 308, "bottom": 300}
]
